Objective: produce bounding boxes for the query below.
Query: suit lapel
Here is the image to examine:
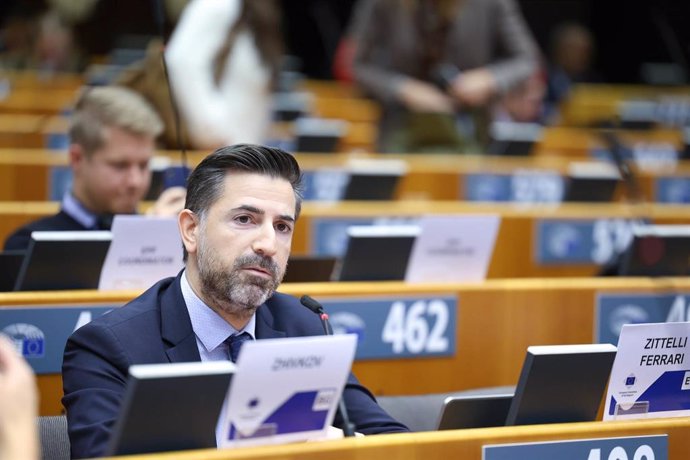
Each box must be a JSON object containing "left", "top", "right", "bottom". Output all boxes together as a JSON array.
[
  {"left": 255, "top": 304, "right": 287, "bottom": 340},
  {"left": 160, "top": 273, "right": 202, "bottom": 363}
]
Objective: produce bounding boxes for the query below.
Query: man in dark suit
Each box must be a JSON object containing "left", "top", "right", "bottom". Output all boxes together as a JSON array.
[
  {"left": 3, "top": 85, "right": 186, "bottom": 251},
  {"left": 62, "top": 144, "right": 408, "bottom": 458}
]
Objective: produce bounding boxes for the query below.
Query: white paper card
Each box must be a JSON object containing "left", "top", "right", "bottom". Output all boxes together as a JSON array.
[
  {"left": 604, "top": 321, "right": 690, "bottom": 421},
  {"left": 98, "top": 215, "right": 183, "bottom": 290},
  {"left": 219, "top": 334, "right": 357, "bottom": 448},
  {"left": 404, "top": 214, "right": 500, "bottom": 283}
]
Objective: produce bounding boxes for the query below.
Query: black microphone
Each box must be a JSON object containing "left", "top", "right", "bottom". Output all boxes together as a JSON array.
[{"left": 299, "top": 295, "right": 356, "bottom": 437}]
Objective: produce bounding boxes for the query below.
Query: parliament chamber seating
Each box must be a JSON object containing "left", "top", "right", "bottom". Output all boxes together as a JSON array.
[{"left": 3, "top": 75, "right": 690, "bottom": 459}]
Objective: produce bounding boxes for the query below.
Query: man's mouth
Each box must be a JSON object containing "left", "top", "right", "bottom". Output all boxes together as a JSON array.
[{"left": 243, "top": 266, "right": 273, "bottom": 278}]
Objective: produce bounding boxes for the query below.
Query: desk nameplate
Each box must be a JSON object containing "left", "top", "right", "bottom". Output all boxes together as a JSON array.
[{"left": 483, "top": 434, "right": 667, "bottom": 460}]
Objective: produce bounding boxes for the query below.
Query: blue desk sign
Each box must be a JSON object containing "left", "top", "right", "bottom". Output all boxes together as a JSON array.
[
  {"left": 301, "top": 170, "right": 349, "bottom": 202},
  {"left": 591, "top": 143, "right": 678, "bottom": 170},
  {"left": 465, "top": 172, "right": 564, "bottom": 203},
  {"left": 655, "top": 177, "right": 690, "bottom": 204},
  {"left": 321, "top": 295, "right": 457, "bottom": 359},
  {"left": 0, "top": 305, "right": 115, "bottom": 374},
  {"left": 535, "top": 218, "right": 634, "bottom": 265},
  {"left": 465, "top": 174, "right": 512, "bottom": 202},
  {"left": 596, "top": 293, "right": 690, "bottom": 345},
  {"left": 311, "top": 217, "right": 420, "bottom": 257},
  {"left": 483, "top": 435, "right": 667, "bottom": 460}
]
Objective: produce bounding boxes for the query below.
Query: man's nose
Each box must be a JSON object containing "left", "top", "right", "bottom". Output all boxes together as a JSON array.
[
  {"left": 125, "top": 165, "right": 148, "bottom": 189},
  {"left": 251, "top": 223, "right": 278, "bottom": 257}
]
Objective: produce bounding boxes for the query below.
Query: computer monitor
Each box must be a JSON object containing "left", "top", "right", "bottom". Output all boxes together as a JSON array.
[
  {"left": 505, "top": 344, "right": 617, "bottom": 426},
  {"left": 487, "top": 121, "right": 542, "bottom": 156},
  {"left": 436, "top": 393, "right": 514, "bottom": 430},
  {"left": 0, "top": 250, "right": 25, "bottom": 292},
  {"left": 294, "top": 117, "right": 346, "bottom": 153},
  {"left": 106, "top": 361, "right": 235, "bottom": 456},
  {"left": 342, "top": 173, "right": 402, "bottom": 201},
  {"left": 436, "top": 345, "right": 616, "bottom": 430},
  {"left": 272, "top": 92, "right": 311, "bottom": 122},
  {"left": 618, "top": 100, "right": 657, "bottom": 130},
  {"left": 341, "top": 159, "right": 407, "bottom": 201},
  {"left": 562, "top": 161, "right": 620, "bottom": 203},
  {"left": 562, "top": 176, "right": 619, "bottom": 202},
  {"left": 14, "top": 231, "right": 112, "bottom": 291},
  {"left": 619, "top": 224, "right": 690, "bottom": 276},
  {"left": 334, "top": 225, "right": 419, "bottom": 281},
  {"left": 282, "top": 256, "right": 337, "bottom": 283}
]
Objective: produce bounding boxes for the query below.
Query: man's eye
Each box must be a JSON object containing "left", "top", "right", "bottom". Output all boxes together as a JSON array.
[
  {"left": 236, "top": 215, "right": 252, "bottom": 224},
  {"left": 276, "top": 222, "right": 292, "bottom": 233}
]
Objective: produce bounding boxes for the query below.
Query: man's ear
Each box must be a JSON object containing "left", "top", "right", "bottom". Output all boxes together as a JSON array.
[
  {"left": 178, "top": 209, "right": 199, "bottom": 256},
  {"left": 69, "top": 143, "right": 85, "bottom": 170}
]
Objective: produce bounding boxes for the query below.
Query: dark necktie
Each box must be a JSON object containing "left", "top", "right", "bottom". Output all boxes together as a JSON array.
[
  {"left": 94, "top": 214, "right": 114, "bottom": 230},
  {"left": 226, "top": 332, "right": 252, "bottom": 363}
]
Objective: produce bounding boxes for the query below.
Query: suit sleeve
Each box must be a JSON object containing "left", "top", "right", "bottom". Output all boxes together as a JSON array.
[
  {"left": 352, "top": 0, "right": 409, "bottom": 104},
  {"left": 484, "top": 0, "right": 539, "bottom": 93},
  {"left": 3, "top": 227, "right": 31, "bottom": 251},
  {"left": 338, "top": 373, "right": 410, "bottom": 434},
  {"left": 62, "top": 322, "right": 131, "bottom": 459}
]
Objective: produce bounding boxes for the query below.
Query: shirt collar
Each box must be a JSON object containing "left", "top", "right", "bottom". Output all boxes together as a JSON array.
[
  {"left": 61, "top": 192, "right": 98, "bottom": 229},
  {"left": 180, "top": 270, "right": 256, "bottom": 354}
]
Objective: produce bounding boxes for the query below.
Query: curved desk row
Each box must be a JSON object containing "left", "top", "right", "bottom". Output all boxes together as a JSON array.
[
  {"left": 4, "top": 277, "right": 689, "bottom": 415},
  {"left": 1, "top": 200, "right": 689, "bottom": 278},
  {"left": 1, "top": 148, "right": 690, "bottom": 203},
  {"left": 100, "top": 418, "right": 690, "bottom": 460}
]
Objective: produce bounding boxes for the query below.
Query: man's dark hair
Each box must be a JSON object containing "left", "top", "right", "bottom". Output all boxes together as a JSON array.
[{"left": 185, "top": 143, "right": 304, "bottom": 222}]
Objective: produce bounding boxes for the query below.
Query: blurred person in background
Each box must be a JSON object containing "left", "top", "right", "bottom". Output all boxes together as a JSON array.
[
  {"left": 31, "top": 9, "right": 86, "bottom": 73},
  {"left": 0, "top": 6, "right": 36, "bottom": 70},
  {"left": 164, "top": 0, "right": 283, "bottom": 150},
  {"left": 4, "top": 86, "right": 186, "bottom": 251},
  {"left": 0, "top": 2, "right": 87, "bottom": 73},
  {"left": 351, "top": 0, "right": 539, "bottom": 153},
  {"left": 492, "top": 69, "right": 547, "bottom": 124},
  {"left": 544, "top": 22, "right": 600, "bottom": 122}
]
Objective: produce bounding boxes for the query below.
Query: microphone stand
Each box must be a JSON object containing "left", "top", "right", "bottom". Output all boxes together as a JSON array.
[{"left": 300, "top": 295, "right": 356, "bottom": 437}]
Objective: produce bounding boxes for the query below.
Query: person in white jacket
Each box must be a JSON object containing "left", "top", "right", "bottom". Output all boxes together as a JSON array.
[{"left": 165, "top": 0, "right": 282, "bottom": 149}]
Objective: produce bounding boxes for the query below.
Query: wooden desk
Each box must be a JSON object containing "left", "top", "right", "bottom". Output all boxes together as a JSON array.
[
  {"left": 1, "top": 200, "right": 689, "bottom": 279},
  {"left": 0, "top": 114, "right": 48, "bottom": 148},
  {"left": 101, "top": 418, "right": 690, "bottom": 460},
  {"left": 298, "top": 80, "right": 366, "bottom": 99},
  {"left": 534, "top": 126, "right": 684, "bottom": 158},
  {"left": 9, "top": 277, "right": 690, "bottom": 415},
  {"left": 290, "top": 201, "right": 690, "bottom": 277},
  {"left": 3, "top": 71, "right": 84, "bottom": 91},
  {"left": 3, "top": 149, "right": 690, "bottom": 203},
  {"left": 560, "top": 83, "right": 690, "bottom": 127},
  {"left": 0, "top": 89, "right": 78, "bottom": 115}
]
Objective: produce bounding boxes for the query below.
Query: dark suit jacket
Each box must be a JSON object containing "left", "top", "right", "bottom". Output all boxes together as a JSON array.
[
  {"left": 3, "top": 211, "right": 88, "bottom": 251},
  {"left": 62, "top": 273, "right": 408, "bottom": 459}
]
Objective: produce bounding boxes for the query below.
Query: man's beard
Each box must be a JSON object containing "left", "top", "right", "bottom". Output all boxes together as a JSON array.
[{"left": 197, "top": 239, "right": 283, "bottom": 319}]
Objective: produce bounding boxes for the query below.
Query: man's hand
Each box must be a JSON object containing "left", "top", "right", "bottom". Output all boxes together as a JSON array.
[
  {"left": 449, "top": 68, "right": 497, "bottom": 107},
  {"left": 0, "top": 335, "right": 39, "bottom": 460},
  {"left": 397, "top": 79, "right": 454, "bottom": 113},
  {"left": 146, "top": 186, "right": 187, "bottom": 217}
]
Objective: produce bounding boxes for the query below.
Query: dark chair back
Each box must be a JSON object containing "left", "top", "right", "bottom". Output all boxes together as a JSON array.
[{"left": 39, "top": 415, "right": 70, "bottom": 460}]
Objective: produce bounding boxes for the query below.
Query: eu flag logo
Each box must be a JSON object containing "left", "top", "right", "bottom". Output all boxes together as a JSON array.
[{"left": 625, "top": 376, "right": 636, "bottom": 386}]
